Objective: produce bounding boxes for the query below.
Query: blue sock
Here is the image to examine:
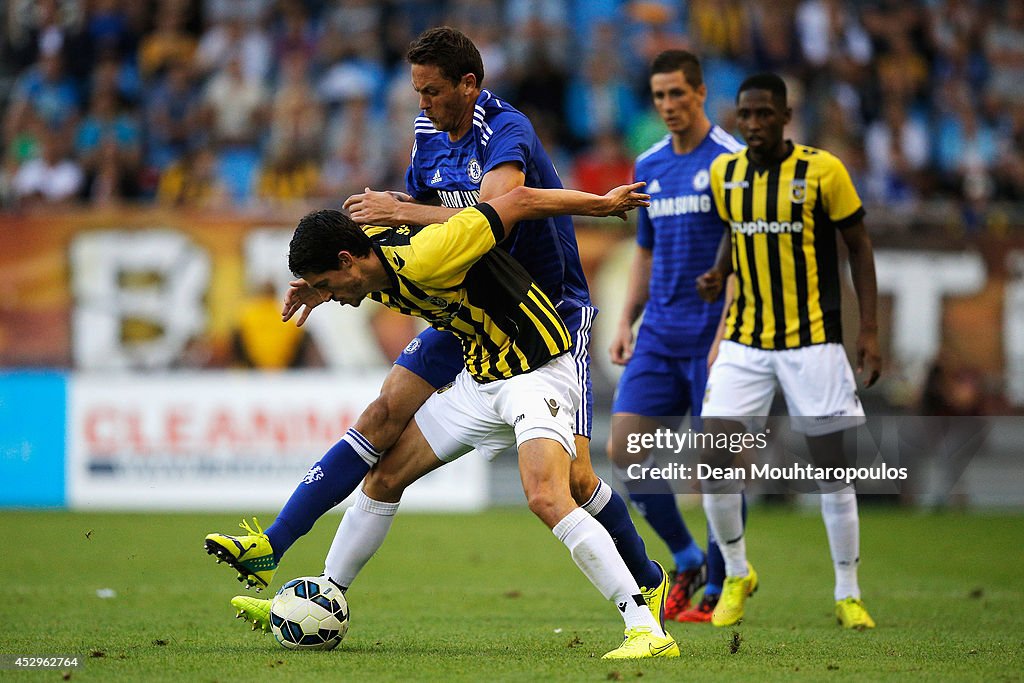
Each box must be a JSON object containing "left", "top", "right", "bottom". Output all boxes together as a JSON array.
[
  {"left": 619, "top": 461, "right": 701, "bottom": 570},
  {"left": 265, "top": 428, "right": 382, "bottom": 562},
  {"left": 583, "top": 480, "right": 662, "bottom": 589},
  {"left": 671, "top": 541, "right": 705, "bottom": 573},
  {"left": 705, "top": 493, "right": 747, "bottom": 596}
]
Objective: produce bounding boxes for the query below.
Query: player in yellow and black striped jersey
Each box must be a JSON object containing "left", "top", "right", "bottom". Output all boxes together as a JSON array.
[
  {"left": 281, "top": 184, "right": 690, "bottom": 659},
  {"left": 695, "top": 72, "right": 881, "bottom": 633},
  {"left": 709, "top": 140, "right": 864, "bottom": 350},
  {"left": 364, "top": 213, "right": 571, "bottom": 383},
  {"left": 285, "top": 184, "right": 647, "bottom": 383}
]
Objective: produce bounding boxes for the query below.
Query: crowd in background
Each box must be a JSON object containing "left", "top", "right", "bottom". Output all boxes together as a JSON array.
[{"left": 1, "top": 0, "right": 1023, "bottom": 223}]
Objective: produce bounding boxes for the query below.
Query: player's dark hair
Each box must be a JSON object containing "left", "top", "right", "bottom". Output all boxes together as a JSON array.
[
  {"left": 650, "top": 50, "right": 703, "bottom": 89},
  {"left": 406, "top": 26, "right": 485, "bottom": 88},
  {"left": 289, "top": 209, "right": 372, "bottom": 275},
  {"left": 737, "top": 72, "right": 787, "bottom": 106}
]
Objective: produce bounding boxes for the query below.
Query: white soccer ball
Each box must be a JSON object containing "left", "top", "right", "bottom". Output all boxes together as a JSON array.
[{"left": 270, "top": 576, "right": 349, "bottom": 650}]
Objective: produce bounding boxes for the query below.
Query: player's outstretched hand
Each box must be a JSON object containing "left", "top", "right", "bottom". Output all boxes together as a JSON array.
[
  {"left": 608, "top": 323, "right": 635, "bottom": 366},
  {"left": 601, "top": 182, "right": 650, "bottom": 220},
  {"left": 343, "top": 187, "right": 411, "bottom": 226},
  {"left": 282, "top": 279, "right": 329, "bottom": 327},
  {"left": 857, "top": 328, "right": 882, "bottom": 388},
  {"left": 696, "top": 268, "right": 725, "bottom": 302}
]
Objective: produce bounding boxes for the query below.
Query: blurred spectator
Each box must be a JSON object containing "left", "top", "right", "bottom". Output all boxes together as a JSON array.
[
  {"left": 995, "top": 103, "right": 1024, "bottom": 200},
  {"left": 137, "top": 5, "right": 196, "bottom": 81},
  {"left": 12, "top": 129, "right": 83, "bottom": 206},
  {"left": 748, "top": 1, "right": 803, "bottom": 72},
  {"left": 934, "top": 92, "right": 998, "bottom": 198},
  {"left": 195, "top": 15, "right": 271, "bottom": 84},
  {"left": 271, "top": 0, "right": 320, "bottom": 66},
  {"left": 200, "top": 55, "right": 268, "bottom": 200},
  {"left": 565, "top": 45, "right": 639, "bottom": 145},
  {"left": 76, "top": 89, "right": 141, "bottom": 178},
  {"left": 689, "top": 0, "right": 749, "bottom": 60},
  {"left": 85, "top": 0, "right": 138, "bottom": 62},
  {"left": 267, "top": 53, "right": 324, "bottom": 160},
  {"left": 231, "top": 282, "right": 314, "bottom": 370},
  {"left": 156, "top": 145, "right": 226, "bottom": 208},
  {"left": 319, "top": 97, "right": 389, "bottom": 202},
  {"left": 83, "top": 139, "right": 138, "bottom": 206},
  {"left": 6, "top": 0, "right": 88, "bottom": 74},
  {"left": 143, "top": 60, "right": 201, "bottom": 174},
  {"left": 316, "top": 25, "right": 385, "bottom": 111},
  {"left": 255, "top": 146, "right": 319, "bottom": 205},
  {"left": 984, "top": 1, "right": 1024, "bottom": 107},
  {"left": 571, "top": 131, "right": 634, "bottom": 196},
  {"left": 864, "top": 99, "right": 930, "bottom": 205},
  {"left": 90, "top": 51, "right": 143, "bottom": 106},
  {"left": 507, "top": 41, "right": 569, "bottom": 141},
  {"left": 4, "top": 51, "right": 80, "bottom": 143}
]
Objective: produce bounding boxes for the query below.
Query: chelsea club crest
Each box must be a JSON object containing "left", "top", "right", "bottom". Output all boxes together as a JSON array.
[
  {"left": 467, "top": 158, "right": 483, "bottom": 183},
  {"left": 693, "top": 169, "right": 710, "bottom": 191}
]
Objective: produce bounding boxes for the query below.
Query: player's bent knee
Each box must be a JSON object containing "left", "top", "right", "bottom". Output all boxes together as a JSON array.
[
  {"left": 606, "top": 413, "right": 654, "bottom": 468},
  {"left": 362, "top": 466, "right": 406, "bottom": 503},
  {"left": 354, "top": 396, "right": 400, "bottom": 452},
  {"left": 524, "top": 486, "right": 571, "bottom": 528}
]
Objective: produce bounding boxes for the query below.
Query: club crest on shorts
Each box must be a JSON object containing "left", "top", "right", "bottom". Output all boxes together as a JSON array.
[
  {"left": 467, "top": 158, "right": 483, "bottom": 183},
  {"left": 790, "top": 179, "right": 807, "bottom": 203},
  {"left": 544, "top": 398, "right": 560, "bottom": 417},
  {"left": 402, "top": 338, "right": 422, "bottom": 355}
]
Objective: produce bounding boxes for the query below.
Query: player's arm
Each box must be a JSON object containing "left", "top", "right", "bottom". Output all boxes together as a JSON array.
[
  {"left": 486, "top": 183, "right": 649, "bottom": 238},
  {"left": 706, "top": 274, "right": 736, "bottom": 369},
  {"left": 839, "top": 220, "right": 882, "bottom": 388},
  {"left": 696, "top": 228, "right": 733, "bottom": 302},
  {"left": 609, "top": 246, "right": 652, "bottom": 365},
  {"left": 344, "top": 163, "right": 526, "bottom": 226}
]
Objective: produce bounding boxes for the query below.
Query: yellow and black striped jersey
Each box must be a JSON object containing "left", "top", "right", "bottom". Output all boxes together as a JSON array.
[
  {"left": 366, "top": 203, "right": 571, "bottom": 383},
  {"left": 709, "top": 143, "right": 865, "bottom": 350}
]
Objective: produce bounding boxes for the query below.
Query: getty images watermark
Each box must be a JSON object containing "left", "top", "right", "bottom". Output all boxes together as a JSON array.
[{"left": 613, "top": 416, "right": 1006, "bottom": 496}]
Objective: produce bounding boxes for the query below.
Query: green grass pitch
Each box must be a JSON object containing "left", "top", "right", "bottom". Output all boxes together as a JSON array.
[{"left": 2, "top": 505, "right": 1021, "bottom": 682}]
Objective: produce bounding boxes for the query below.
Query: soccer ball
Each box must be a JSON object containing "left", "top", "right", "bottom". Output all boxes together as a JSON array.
[{"left": 269, "top": 576, "right": 349, "bottom": 650}]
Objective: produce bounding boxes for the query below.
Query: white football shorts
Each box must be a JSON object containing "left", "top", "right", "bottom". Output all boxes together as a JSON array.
[
  {"left": 414, "top": 352, "right": 581, "bottom": 462},
  {"left": 702, "top": 341, "right": 866, "bottom": 436}
]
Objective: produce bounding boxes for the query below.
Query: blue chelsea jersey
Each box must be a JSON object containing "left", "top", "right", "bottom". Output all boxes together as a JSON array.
[
  {"left": 633, "top": 125, "right": 744, "bottom": 357},
  {"left": 405, "top": 90, "right": 590, "bottom": 313}
]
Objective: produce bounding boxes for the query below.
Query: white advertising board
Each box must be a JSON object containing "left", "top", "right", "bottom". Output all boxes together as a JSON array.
[{"left": 67, "top": 372, "right": 489, "bottom": 511}]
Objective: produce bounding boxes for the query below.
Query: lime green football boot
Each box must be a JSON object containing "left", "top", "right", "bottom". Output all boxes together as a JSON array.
[
  {"left": 231, "top": 595, "right": 272, "bottom": 633},
  {"left": 835, "top": 597, "right": 876, "bottom": 630},
  {"left": 639, "top": 561, "right": 670, "bottom": 631},
  {"left": 204, "top": 517, "right": 277, "bottom": 591},
  {"left": 601, "top": 626, "right": 680, "bottom": 660},
  {"left": 711, "top": 563, "right": 758, "bottom": 627}
]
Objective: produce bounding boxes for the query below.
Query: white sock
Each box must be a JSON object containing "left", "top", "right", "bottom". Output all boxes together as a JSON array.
[
  {"left": 702, "top": 491, "right": 748, "bottom": 577},
  {"left": 323, "top": 489, "right": 399, "bottom": 589},
  {"left": 553, "top": 508, "right": 663, "bottom": 635},
  {"left": 580, "top": 478, "right": 612, "bottom": 516},
  {"left": 820, "top": 484, "right": 861, "bottom": 600}
]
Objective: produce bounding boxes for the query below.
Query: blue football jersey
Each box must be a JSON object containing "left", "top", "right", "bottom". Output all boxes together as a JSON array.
[
  {"left": 405, "top": 90, "right": 590, "bottom": 313},
  {"left": 633, "top": 125, "right": 744, "bottom": 357}
]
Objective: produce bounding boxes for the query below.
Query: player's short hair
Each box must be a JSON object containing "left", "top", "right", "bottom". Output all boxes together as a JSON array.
[
  {"left": 289, "top": 209, "right": 372, "bottom": 275},
  {"left": 650, "top": 50, "right": 703, "bottom": 89},
  {"left": 406, "top": 26, "right": 485, "bottom": 87},
  {"left": 737, "top": 73, "right": 787, "bottom": 106}
]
